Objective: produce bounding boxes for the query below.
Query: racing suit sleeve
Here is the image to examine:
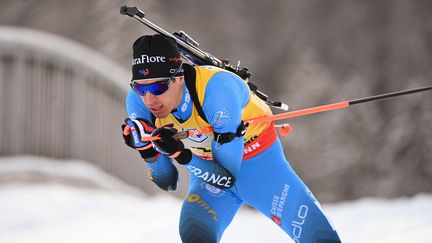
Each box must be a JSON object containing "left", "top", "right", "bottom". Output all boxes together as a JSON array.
[
  {"left": 182, "top": 71, "right": 249, "bottom": 188},
  {"left": 125, "top": 90, "right": 178, "bottom": 191}
]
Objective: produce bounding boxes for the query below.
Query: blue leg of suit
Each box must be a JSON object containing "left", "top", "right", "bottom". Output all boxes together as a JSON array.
[{"left": 179, "top": 139, "right": 341, "bottom": 243}]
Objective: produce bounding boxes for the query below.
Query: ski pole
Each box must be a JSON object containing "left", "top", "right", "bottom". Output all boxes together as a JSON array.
[
  {"left": 249, "top": 85, "right": 432, "bottom": 124},
  {"left": 140, "top": 85, "right": 432, "bottom": 141}
]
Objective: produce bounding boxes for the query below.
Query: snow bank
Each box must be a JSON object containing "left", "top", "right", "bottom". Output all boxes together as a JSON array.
[{"left": 0, "top": 156, "right": 431, "bottom": 243}]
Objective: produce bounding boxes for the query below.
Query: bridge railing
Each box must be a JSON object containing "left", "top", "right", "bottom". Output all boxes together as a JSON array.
[{"left": 0, "top": 26, "right": 187, "bottom": 196}]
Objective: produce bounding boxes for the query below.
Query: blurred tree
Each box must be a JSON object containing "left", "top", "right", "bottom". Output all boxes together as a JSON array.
[{"left": 1, "top": 0, "right": 431, "bottom": 202}]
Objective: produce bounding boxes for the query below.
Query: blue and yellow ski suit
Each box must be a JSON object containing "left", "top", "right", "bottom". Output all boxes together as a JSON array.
[{"left": 126, "top": 64, "right": 341, "bottom": 243}]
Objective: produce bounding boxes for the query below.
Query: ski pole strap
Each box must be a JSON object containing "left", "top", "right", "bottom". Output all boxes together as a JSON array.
[{"left": 214, "top": 122, "right": 249, "bottom": 145}]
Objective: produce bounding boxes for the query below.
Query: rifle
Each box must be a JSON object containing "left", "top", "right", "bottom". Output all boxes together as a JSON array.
[
  {"left": 120, "top": 6, "right": 288, "bottom": 111},
  {"left": 120, "top": 6, "right": 432, "bottom": 141}
]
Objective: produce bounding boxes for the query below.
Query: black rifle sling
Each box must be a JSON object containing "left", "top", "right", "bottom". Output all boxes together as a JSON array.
[{"left": 183, "top": 64, "right": 209, "bottom": 124}]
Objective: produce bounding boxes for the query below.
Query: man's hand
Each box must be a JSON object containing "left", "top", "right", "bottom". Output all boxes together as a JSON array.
[
  {"left": 122, "top": 118, "right": 160, "bottom": 162},
  {"left": 151, "top": 125, "right": 192, "bottom": 164}
]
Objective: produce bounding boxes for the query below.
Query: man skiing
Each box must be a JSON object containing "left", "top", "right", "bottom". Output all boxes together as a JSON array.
[{"left": 122, "top": 34, "right": 341, "bottom": 243}]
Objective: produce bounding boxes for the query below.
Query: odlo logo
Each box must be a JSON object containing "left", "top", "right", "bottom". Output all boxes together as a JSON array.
[{"left": 292, "top": 205, "right": 309, "bottom": 243}]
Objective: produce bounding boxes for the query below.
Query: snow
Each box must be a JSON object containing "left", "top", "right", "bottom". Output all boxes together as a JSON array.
[{"left": 0, "top": 156, "right": 431, "bottom": 243}]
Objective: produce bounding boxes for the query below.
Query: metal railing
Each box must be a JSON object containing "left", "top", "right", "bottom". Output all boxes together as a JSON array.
[{"left": 0, "top": 26, "right": 187, "bottom": 196}]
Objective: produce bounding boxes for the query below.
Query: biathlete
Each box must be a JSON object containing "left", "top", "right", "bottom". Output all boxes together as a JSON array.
[{"left": 122, "top": 34, "right": 341, "bottom": 243}]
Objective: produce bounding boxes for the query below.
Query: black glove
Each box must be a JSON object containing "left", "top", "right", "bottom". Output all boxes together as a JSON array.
[
  {"left": 122, "top": 118, "right": 160, "bottom": 162},
  {"left": 151, "top": 125, "right": 192, "bottom": 164}
]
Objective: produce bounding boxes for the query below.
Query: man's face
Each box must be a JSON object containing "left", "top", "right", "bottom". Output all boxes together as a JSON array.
[{"left": 134, "top": 77, "right": 184, "bottom": 118}]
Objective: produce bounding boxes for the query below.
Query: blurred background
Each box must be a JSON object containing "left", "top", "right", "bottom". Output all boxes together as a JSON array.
[{"left": 1, "top": 0, "right": 431, "bottom": 204}]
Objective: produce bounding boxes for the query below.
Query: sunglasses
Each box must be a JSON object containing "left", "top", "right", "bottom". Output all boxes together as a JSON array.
[{"left": 131, "top": 62, "right": 183, "bottom": 96}]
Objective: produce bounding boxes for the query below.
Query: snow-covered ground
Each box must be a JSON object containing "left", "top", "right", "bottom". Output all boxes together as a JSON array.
[{"left": 0, "top": 156, "right": 431, "bottom": 243}]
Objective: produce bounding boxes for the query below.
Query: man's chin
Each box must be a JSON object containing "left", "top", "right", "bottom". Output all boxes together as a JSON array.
[{"left": 152, "top": 110, "right": 170, "bottom": 118}]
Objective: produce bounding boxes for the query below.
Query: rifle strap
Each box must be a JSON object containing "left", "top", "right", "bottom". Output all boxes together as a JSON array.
[{"left": 183, "top": 64, "right": 209, "bottom": 124}]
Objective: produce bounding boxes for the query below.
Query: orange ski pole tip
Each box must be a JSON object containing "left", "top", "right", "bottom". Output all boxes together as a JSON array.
[{"left": 277, "top": 124, "right": 293, "bottom": 136}]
